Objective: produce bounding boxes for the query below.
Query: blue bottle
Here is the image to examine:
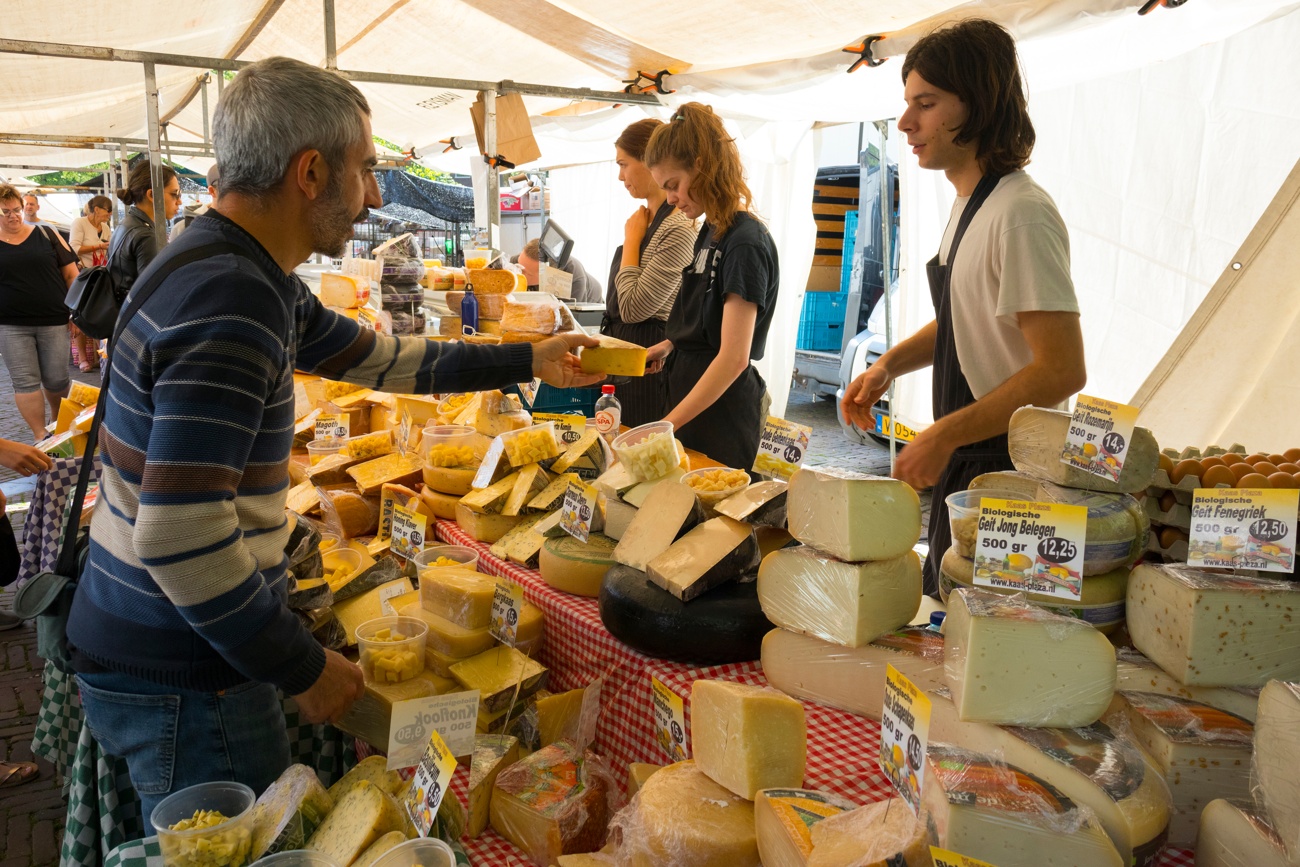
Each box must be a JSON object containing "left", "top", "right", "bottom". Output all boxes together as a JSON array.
[{"left": 460, "top": 280, "right": 479, "bottom": 335}]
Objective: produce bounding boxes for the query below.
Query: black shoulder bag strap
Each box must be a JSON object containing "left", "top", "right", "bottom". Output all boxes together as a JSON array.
[{"left": 52, "top": 241, "right": 257, "bottom": 578}]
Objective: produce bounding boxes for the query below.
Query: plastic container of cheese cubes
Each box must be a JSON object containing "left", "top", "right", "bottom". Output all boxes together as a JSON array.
[
  {"left": 945, "top": 488, "right": 1027, "bottom": 558},
  {"left": 682, "top": 467, "right": 752, "bottom": 510},
  {"left": 356, "top": 616, "right": 428, "bottom": 684},
  {"left": 413, "top": 544, "right": 480, "bottom": 573},
  {"left": 369, "top": 838, "right": 455, "bottom": 867},
  {"left": 152, "top": 781, "right": 255, "bottom": 867},
  {"left": 421, "top": 424, "right": 480, "bottom": 465},
  {"left": 305, "top": 438, "right": 344, "bottom": 466},
  {"left": 321, "top": 548, "right": 363, "bottom": 589},
  {"left": 500, "top": 421, "right": 560, "bottom": 467},
  {"left": 612, "top": 421, "right": 678, "bottom": 483}
]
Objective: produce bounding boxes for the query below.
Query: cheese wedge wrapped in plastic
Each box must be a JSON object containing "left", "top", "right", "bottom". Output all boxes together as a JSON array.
[
  {"left": 967, "top": 470, "right": 1150, "bottom": 573},
  {"left": 1007, "top": 406, "right": 1160, "bottom": 493},
  {"left": 1248, "top": 681, "right": 1300, "bottom": 860},
  {"left": 757, "top": 546, "right": 921, "bottom": 647},
  {"left": 489, "top": 741, "right": 615, "bottom": 866},
  {"left": 923, "top": 743, "right": 1125, "bottom": 867},
  {"left": 807, "top": 798, "right": 930, "bottom": 867},
  {"left": 610, "top": 761, "right": 759, "bottom": 867},
  {"left": 1114, "top": 691, "right": 1254, "bottom": 847},
  {"left": 945, "top": 588, "right": 1116, "bottom": 727},
  {"left": 249, "top": 763, "right": 334, "bottom": 859},
  {"left": 1197, "top": 799, "right": 1296, "bottom": 867},
  {"left": 754, "top": 788, "right": 855, "bottom": 867},
  {"left": 785, "top": 468, "right": 921, "bottom": 562},
  {"left": 1126, "top": 564, "right": 1300, "bottom": 687},
  {"left": 927, "top": 692, "right": 1172, "bottom": 867},
  {"left": 1115, "top": 648, "right": 1259, "bottom": 722},
  {"left": 760, "top": 627, "right": 946, "bottom": 721},
  {"left": 690, "top": 679, "right": 806, "bottom": 799}
]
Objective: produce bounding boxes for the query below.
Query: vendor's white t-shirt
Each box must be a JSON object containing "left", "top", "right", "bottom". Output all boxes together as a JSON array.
[{"left": 938, "top": 171, "right": 1078, "bottom": 399}]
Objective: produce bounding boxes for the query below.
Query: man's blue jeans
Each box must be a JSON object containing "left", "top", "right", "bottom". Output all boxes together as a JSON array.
[{"left": 77, "top": 670, "right": 291, "bottom": 834}]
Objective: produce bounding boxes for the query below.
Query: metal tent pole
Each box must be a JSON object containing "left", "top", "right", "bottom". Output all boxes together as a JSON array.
[
  {"left": 323, "top": 0, "right": 337, "bottom": 70},
  {"left": 874, "top": 119, "right": 897, "bottom": 470},
  {"left": 200, "top": 74, "right": 211, "bottom": 146},
  {"left": 483, "top": 89, "right": 500, "bottom": 253},
  {"left": 144, "top": 62, "right": 167, "bottom": 247}
]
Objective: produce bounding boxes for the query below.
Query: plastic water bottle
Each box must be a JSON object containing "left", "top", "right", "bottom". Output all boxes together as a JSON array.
[
  {"left": 594, "top": 385, "right": 622, "bottom": 444},
  {"left": 460, "top": 280, "right": 479, "bottom": 335}
]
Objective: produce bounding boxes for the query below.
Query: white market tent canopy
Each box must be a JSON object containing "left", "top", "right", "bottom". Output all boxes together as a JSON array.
[{"left": 3, "top": 0, "right": 1298, "bottom": 443}]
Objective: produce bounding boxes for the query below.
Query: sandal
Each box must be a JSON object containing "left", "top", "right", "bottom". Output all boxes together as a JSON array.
[{"left": 0, "top": 761, "right": 39, "bottom": 788}]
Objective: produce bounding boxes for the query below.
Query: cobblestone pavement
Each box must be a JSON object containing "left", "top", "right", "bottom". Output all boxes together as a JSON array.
[{"left": 1, "top": 353, "right": 99, "bottom": 867}]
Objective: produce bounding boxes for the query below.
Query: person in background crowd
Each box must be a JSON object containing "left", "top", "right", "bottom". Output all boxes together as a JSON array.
[
  {"left": 840, "top": 19, "right": 1085, "bottom": 596},
  {"left": 602, "top": 118, "right": 697, "bottom": 427},
  {"left": 108, "top": 162, "right": 180, "bottom": 302},
  {"left": 642, "top": 103, "right": 780, "bottom": 472},
  {"left": 68, "top": 195, "right": 115, "bottom": 370},
  {"left": 170, "top": 164, "right": 220, "bottom": 241},
  {"left": 0, "top": 184, "right": 79, "bottom": 439},
  {"left": 21, "top": 193, "right": 44, "bottom": 225},
  {"left": 513, "top": 237, "right": 603, "bottom": 303},
  {"left": 65, "top": 56, "right": 602, "bottom": 832}
]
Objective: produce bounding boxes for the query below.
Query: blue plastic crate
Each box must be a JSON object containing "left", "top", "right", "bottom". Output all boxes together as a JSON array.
[
  {"left": 529, "top": 383, "right": 601, "bottom": 417},
  {"left": 797, "top": 291, "right": 848, "bottom": 352},
  {"left": 840, "top": 209, "right": 859, "bottom": 294}
]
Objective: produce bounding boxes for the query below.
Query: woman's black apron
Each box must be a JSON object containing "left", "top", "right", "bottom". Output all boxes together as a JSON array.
[
  {"left": 603, "top": 202, "right": 675, "bottom": 427},
  {"left": 922, "top": 171, "right": 1015, "bottom": 596},
  {"left": 663, "top": 223, "right": 766, "bottom": 473}
]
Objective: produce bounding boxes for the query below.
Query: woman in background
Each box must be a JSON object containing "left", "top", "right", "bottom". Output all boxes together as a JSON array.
[
  {"left": 602, "top": 118, "right": 697, "bottom": 427},
  {"left": 643, "top": 104, "right": 780, "bottom": 471},
  {"left": 108, "top": 162, "right": 179, "bottom": 302},
  {"left": 68, "top": 195, "right": 114, "bottom": 369}
]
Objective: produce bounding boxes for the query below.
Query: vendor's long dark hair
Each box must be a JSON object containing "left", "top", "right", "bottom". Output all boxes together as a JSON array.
[{"left": 901, "top": 18, "right": 1035, "bottom": 176}]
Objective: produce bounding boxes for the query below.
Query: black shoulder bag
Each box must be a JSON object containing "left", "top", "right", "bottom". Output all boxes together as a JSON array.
[
  {"left": 15, "top": 241, "right": 255, "bottom": 670},
  {"left": 64, "top": 227, "right": 133, "bottom": 340}
]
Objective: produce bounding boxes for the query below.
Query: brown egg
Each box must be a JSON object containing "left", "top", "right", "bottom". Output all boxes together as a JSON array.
[
  {"left": 1284, "top": 447, "right": 1300, "bottom": 463},
  {"left": 1201, "top": 465, "right": 1236, "bottom": 488},
  {"left": 1200, "top": 456, "right": 1227, "bottom": 470},
  {"left": 1278, "top": 463, "right": 1300, "bottom": 474},
  {"left": 1268, "top": 472, "right": 1298, "bottom": 489},
  {"left": 1158, "top": 453, "right": 1174, "bottom": 476},
  {"left": 1170, "top": 459, "right": 1203, "bottom": 484},
  {"left": 1158, "top": 526, "right": 1188, "bottom": 549},
  {"left": 1253, "top": 462, "right": 1280, "bottom": 476},
  {"left": 1237, "top": 472, "right": 1272, "bottom": 489},
  {"left": 1228, "top": 463, "right": 1257, "bottom": 483},
  {"left": 1269, "top": 454, "right": 1288, "bottom": 465},
  {"left": 1159, "top": 491, "right": 1178, "bottom": 512},
  {"left": 1219, "top": 452, "right": 1244, "bottom": 465},
  {"left": 1245, "top": 454, "right": 1271, "bottom": 465},
  {"left": 1294, "top": 472, "right": 1300, "bottom": 486}
]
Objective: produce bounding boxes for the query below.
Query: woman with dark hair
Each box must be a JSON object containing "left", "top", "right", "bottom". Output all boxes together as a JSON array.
[
  {"left": 108, "top": 161, "right": 180, "bottom": 301},
  {"left": 603, "top": 118, "right": 697, "bottom": 426},
  {"left": 643, "top": 103, "right": 780, "bottom": 472},
  {"left": 841, "top": 19, "right": 1085, "bottom": 596},
  {"left": 68, "top": 194, "right": 116, "bottom": 368}
]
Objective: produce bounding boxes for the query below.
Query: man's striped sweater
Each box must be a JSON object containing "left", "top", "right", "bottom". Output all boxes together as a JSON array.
[{"left": 67, "top": 211, "right": 533, "bottom": 694}]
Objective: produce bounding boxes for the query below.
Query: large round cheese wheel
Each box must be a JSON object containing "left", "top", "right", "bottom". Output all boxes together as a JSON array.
[
  {"left": 615, "top": 761, "right": 759, "bottom": 867},
  {"left": 423, "top": 464, "right": 476, "bottom": 495},
  {"left": 939, "top": 546, "right": 1127, "bottom": 634},
  {"left": 418, "top": 487, "right": 461, "bottom": 521},
  {"left": 539, "top": 534, "right": 617, "bottom": 597},
  {"left": 600, "top": 564, "right": 772, "bottom": 664}
]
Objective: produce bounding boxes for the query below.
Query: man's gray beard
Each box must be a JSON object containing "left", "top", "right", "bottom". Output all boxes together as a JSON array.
[{"left": 311, "top": 174, "right": 368, "bottom": 258}]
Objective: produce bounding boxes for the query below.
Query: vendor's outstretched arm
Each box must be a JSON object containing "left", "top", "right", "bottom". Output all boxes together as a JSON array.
[
  {"left": 841, "top": 320, "right": 938, "bottom": 430},
  {"left": 893, "top": 310, "right": 1086, "bottom": 489},
  {"left": 663, "top": 294, "right": 757, "bottom": 430}
]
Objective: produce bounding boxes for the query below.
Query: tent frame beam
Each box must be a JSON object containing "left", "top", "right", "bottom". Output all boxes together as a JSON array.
[
  {"left": 0, "top": 132, "right": 214, "bottom": 157},
  {"left": 0, "top": 37, "right": 661, "bottom": 106}
]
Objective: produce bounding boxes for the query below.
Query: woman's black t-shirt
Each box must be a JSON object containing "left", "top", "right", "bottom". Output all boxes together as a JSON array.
[
  {"left": 0, "top": 226, "right": 77, "bottom": 326},
  {"left": 665, "top": 211, "right": 779, "bottom": 358}
]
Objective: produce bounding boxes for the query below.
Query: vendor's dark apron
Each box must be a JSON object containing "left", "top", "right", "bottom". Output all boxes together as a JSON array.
[
  {"left": 922, "top": 171, "right": 1015, "bottom": 596},
  {"left": 664, "top": 229, "right": 766, "bottom": 473},
  {"left": 602, "top": 202, "right": 675, "bottom": 427}
]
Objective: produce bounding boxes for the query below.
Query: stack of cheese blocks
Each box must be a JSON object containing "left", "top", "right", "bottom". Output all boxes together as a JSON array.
[
  {"left": 940, "top": 405, "right": 1158, "bottom": 632},
  {"left": 440, "top": 270, "right": 585, "bottom": 345},
  {"left": 755, "top": 466, "right": 925, "bottom": 664}
]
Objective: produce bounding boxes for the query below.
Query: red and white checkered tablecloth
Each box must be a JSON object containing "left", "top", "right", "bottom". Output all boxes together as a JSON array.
[{"left": 430, "top": 519, "right": 1197, "bottom": 867}]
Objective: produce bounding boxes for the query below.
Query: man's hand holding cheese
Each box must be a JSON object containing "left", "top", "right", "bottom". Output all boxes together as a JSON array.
[{"left": 841, "top": 19, "right": 1086, "bottom": 595}]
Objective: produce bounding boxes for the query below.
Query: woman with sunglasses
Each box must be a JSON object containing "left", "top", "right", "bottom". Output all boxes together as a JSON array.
[
  {"left": 643, "top": 103, "right": 780, "bottom": 472},
  {"left": 109, "top": 162, "right": 180, "bottom": 302}
]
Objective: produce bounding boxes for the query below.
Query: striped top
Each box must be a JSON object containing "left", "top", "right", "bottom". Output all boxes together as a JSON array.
[
  {"left": 612, "top": 209, "right": 696, "bottom": 324},
  {"left": 66, "top": 211, "right": 534, "bottom": 694}
]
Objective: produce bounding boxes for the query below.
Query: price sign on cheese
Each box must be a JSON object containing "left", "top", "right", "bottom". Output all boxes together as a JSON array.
[
  {"left": 314, "top": 413, "right": 350, "bottom": 441},
  {"left": 405, "top": 727, "right": 458, "bottom": 837},
  {"left": 974, "top": 498, "right": 1087, "bottom": 601},
  {"left": 357, "top": 305, "right": 381, "bottom": 333},
  {"left": 518, "top": 378, "right": 540, "bottom": 408},
  {"left": 1188, "top": 488, "right": 1299, "bottom": 573},
  {"left": 560, "top": 479, "right": 598, "bottom": 544},
  {"left": 753, "top": 416, "right": 812, "bottom": 481},
  {"left": 534, "top": 412, "right": 586, "bottom": 447},
  {"left": 387, "top": 690, "right": 481, "bottom": 771},
  {"left": 490, "top": 581, "right": 525, "bottom": 646},
  {"left": 1060, "top": 394, "right": 1139, "bottom": 482},
  {"left": 651, "top": 676, "right": 689, "bottom": 763},
  {"left": 880, "top": 664, "right": 931, "bottom": 815},
  {"left": 930, "top": 848, "right": 998, "bottom": 867},
  {"left": 389, "top": 503, "right": 427, "bottom": 560}
]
